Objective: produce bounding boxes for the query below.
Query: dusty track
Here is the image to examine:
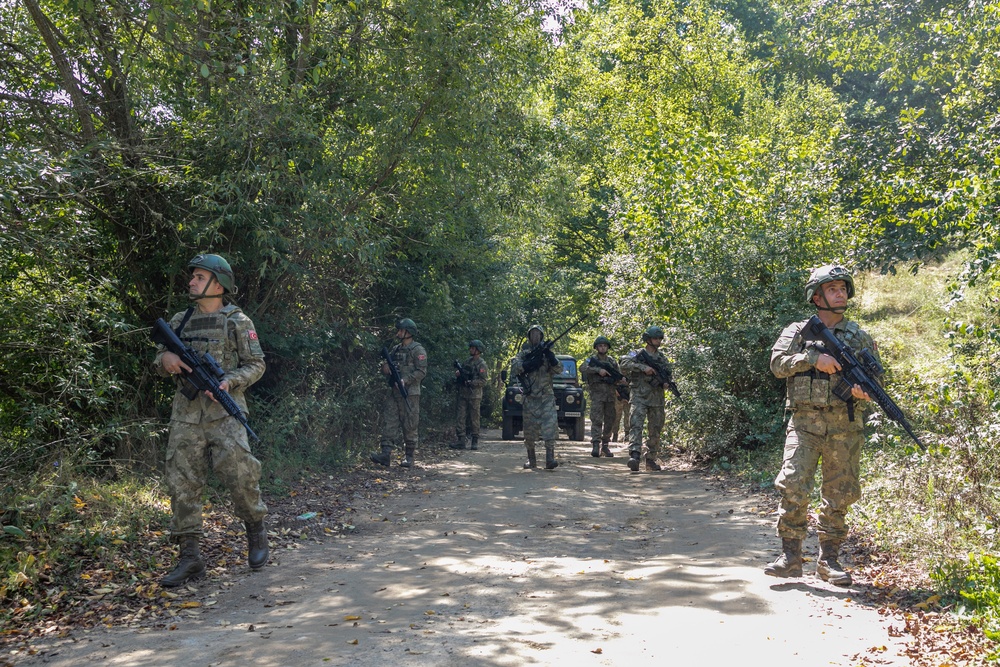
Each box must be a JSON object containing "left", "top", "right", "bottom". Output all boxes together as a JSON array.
[{"left": 15, "top": 429, "right": 908, "bottom": 666}]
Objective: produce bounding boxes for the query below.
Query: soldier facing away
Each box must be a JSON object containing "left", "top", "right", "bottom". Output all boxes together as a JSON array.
[
  {"left": 510, "top": 324, "right": 562, "bottom": 470},
  {"left": 579, "top": 336, "right": 621, "bottom": 458},
  {"left": 765, "top": 265, "right": 879, "bottom": 586},
  {"left": 449, "top": 340, "right": 489, "bottom": 450},
  {"left": 370, "top": 318, "right": 428, "bottom": 469},
  {"left": 153, "top": 254, "right": 269, "bottom": 587},
  {"left": 620, "top": 326, "right": 676, "bottom": 472}
]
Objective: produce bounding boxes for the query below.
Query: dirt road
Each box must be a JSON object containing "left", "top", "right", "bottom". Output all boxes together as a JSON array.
[{"left": 16, "top": 429, "right": 909, "bottom": 666}]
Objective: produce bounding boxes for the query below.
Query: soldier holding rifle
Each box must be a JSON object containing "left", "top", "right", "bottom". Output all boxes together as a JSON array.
[
  {"left": 152, "top": 254, "right": 268, "bottom": 587},
  {"left": 370, "top": 318, "right": 427, "bottom": 469}
]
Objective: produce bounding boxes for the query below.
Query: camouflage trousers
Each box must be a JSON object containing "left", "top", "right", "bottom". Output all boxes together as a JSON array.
[
  {"left": 613, "top": 397, "right": 630, "bottom": 441},
  {"left": 774, "top": 409, "right": 864, "bottom": 542},
  {"left": 589, "top": 394, "right": 617, "bottom": 446},
  {"left": 380, "top": 393, "right": 420, "bottom": 450},
  {"left": 455, "top": 394, "right": 482, "bottom": 439},
  {"left": 165, "top": 417, "right": 267, "bottom": 541},
  {"left": 628, "top": 401, "right": 665, "bottom": 457},
  {"left": 523, "top": 392, "right": 558, "bottom": 448}
]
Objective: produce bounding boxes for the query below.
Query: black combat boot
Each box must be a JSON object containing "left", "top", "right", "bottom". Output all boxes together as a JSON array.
[
  {"left": 470, "top": 436, "right": 479, "bottom": 450},
  {"left": 161, "top": 537, "right": 206, "bottom": 587},
  {"left": 627, "top": 450, "right": 641, "bottom": 472},
  {"left": 591, "top": 443, "right": 601, "bottom": 457},
  {"left": 545, "top": 444, "right": 559, "bottom": 470},
  {"left": 400, "top": 445, "right": 416, "bottom": 469},
  {"left": 817, "top": 540, "right": 852, "bottom": 586},
  {"left": 369, "top": 445, "right": 393, "bottom": 467},
  {"left": 449, "top": 436, "right": 466, "bottom": 450},
  {"left": 523, "top": 446, "right": 537, "bottom": 469},
  {"left": 601, "top": 444, "right": 614, "bottom": 457},
  {"left": 645, "top": 458, "right": 662, "bottom": 471},
  {"left": 763, "top": 538, "right": 803, "bottom": 578},
  {"left": 246, "top": 520, "right": 269, "bottom": 570}
]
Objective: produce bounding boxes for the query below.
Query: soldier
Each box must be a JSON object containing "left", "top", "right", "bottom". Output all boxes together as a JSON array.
[
  {"left": 510, "top": 325, "right": 562, "bottom": 470},
  {"left": 764, "top": 265, "right": 878, "bottom": 587},
  {"left": 620, "top": 326, "right": 675, "bottom": 472},
  {"left": 449, "top": 340, "right": 489, "bottom": 450},
  {"left": 370, "top": 318, "right": 427, "bottom": 469},
  {"left": 580, "top": 336, "right": 621, "bottom": 457},
  {"left": 153, "top": 254, "right": 268, "bottom": 587}
]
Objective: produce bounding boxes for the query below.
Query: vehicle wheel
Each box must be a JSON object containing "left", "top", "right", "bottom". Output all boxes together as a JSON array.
[
  {"left": 572, "top": 416, "right": 586, "bottom": 441},
  {"left": 502, "top": 415, "right": 514, "bottom": 440}
]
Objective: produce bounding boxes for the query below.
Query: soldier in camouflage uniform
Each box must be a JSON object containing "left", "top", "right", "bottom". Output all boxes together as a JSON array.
[
  {"left": 620, "top": 326, "right": 675, "bottom": 472},
  {"left": 612, "top": 376, "right": 630, "bottom": 444},
  {"left": 154, "top": 254, "right": 268, "bottom": 587},
  {"left": 764, "top": 265, "right": 879, "bottom": 587},
  {"left": 510, "top": 325, "right": 562, "bottom": 470},
  {"left": 370, "top": 318, "right": 427, "bottom": 469},
  {"left": 449, "top": 340, "right": 489, "bottom": 451},
  {"left": 580, "top": 336, "right": 621, "bottom": 458}
]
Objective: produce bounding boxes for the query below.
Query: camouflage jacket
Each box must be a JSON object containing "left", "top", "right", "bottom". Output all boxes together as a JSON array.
[
  {"left": 457, "top": 355, "right": 488, "bottom": 399},
  {"left": 580, "top": 353, "right": 621, "bottom": 401},
  {"left": 511, "top": 343, "right": 561, "bottom": 398},
  {"left": 153, "top": 304, "right": 266, "bottom": 425},
  {"left": 388, "top": 340, "right": 428, "bottom": 396},
  {"left": 620, "top": 347, "right": 672, "bottom": 407},
  {"left": 771, "top": 317, "right": 880, "bottom": 412}
]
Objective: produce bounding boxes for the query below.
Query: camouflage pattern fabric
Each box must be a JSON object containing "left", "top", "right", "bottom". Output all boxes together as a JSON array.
[
  {"left": 153, "top": 305, "right": 267, "bottom": 541},
  {"left": 580, "top": 354, "right": 620, "bottom": 446},
  {"left": 770, "top": 316, "right": 878, "bottom": 541},
  {"left": 620, "top": 348, "right": 672, "bottom": 407},
  {"left": 511, "top": 344, "right": 561, "bottom": 447},
  {"left": 381, "top": 393, "right": 421, "bottom": 450},
  {"left": 389, "top": 340, "right": 428, "bottom": 396},
  {"left": 613, "top": 394, "right": 630, "bottom": 441},
  {"left": 626, "top": 401, "right": 665, "bottom": 458},
  {"left": 773, "top": 410, "right": 863, "bottom": 541},
  {"left": 620, "top": 348, "right": 671, "bottom": 455},
  {"left": 165, "top": 418, "right": 266, "bottom": 539},
  {"left": 455, "top": 355, "right": 488, "bottom": 439},
  {"left": 153, "top": 305, "right": 265, "bottom": 423}
]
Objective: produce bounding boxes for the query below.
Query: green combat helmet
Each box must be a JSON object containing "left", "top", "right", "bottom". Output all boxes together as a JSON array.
[
  {"left": 188, "top": 254, "right": 237, "bottom": 294},
  {"left": 641, "top": 326, "right": 665, "bottom": 342},
  {"left": 396, "top": 318, "right": 418, "bottom": 337},
  {"left": 593, "top": 336, "right": 612, "bottom": 349},
  {"left": 805, "top": 264, "right": 855, "bottom": 304},
  {"left": 469, "top": 339, "right": 484, "bottom": 352}
]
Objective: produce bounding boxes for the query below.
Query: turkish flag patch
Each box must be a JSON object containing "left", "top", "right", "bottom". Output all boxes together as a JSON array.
[
  {"left": 418, "top": 354, "right": 426, "bottom": 360},
  {"left": 248, "top": 331, "right": 259, "bottom": 340}
]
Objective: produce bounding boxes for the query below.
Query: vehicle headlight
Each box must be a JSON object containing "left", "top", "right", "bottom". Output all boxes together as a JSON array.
[
  {"left": 566, "top": 396, "right": 575, "bottom": 404},
  {"left": 514, "top": 394, "right": 523, "bottom": 404}
]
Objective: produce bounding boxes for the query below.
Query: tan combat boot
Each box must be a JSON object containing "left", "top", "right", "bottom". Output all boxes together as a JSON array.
[
  {"left": 763, "top": 538, "right": 803, "bottom": 578},
  {"left": 817, "top": 541, "right": 852, "bottom": 586}
]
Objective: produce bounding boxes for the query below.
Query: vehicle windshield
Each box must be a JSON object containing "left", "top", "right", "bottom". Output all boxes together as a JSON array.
[{"left": 557, "top": 358, "right": 577, "bottom": 380}]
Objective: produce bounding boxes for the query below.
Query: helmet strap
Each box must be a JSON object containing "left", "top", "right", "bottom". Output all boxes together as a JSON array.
[
  {"left": 189, "top": 274, "right": 225, "bottom": 303},
  {"left": 814, "top": 293, "right": 847, "bottom": 314}
]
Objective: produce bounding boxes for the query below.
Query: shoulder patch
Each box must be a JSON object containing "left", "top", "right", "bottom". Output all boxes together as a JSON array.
[
  {"left": 248, "top": 330, "right": 258, "bottom": 340},
  {"left": 418, "top": 354, "right": 426, "bottom": 361}
]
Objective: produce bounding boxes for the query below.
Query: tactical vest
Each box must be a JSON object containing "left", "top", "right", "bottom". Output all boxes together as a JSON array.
[{"left": 786, "top": 320, "right": 865, "bottom": 410}]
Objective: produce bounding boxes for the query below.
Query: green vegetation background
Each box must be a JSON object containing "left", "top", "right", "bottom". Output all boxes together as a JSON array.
[{"left": 3, "top": 0, "right": 1000, "bottom": 642}]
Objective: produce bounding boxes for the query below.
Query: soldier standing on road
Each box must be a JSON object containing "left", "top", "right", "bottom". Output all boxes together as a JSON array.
[
  {"left": 764, "top": 265, "right": 879, "bottom": 587},
  {"left": 620, "top": 326, "right": 675, "bottom": 472},
  {"left": 153, "top": 254, "right": 269, "bottom": 587},
  {"left": 370, "top": 318, "right": 428, "bottom": 469},
  {"left": 580, "top": 336, "right": 621, "bottom": 458},
  {"left": 510, "top": 325, "right": 562, "bottom": 470},
  {"left": 449, "top": 340, "right": 489, "bottom": 451}
]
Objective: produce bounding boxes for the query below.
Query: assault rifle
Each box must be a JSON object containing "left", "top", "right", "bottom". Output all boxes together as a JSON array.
[
  {"left": 517, "top": 316, "right": 586, "bottom": 396},
  {"left": 635, "top": 349, "right": 681, "bottom": 398},
  {"left": 587, "top": 357, "right": 625, "bottom": 384},
  {"left": 453, "top": 359, "right": 475, "bottom": 388},
  {"left": 151, "top": 318, "right": 260, "bottom": 442},
  {"left": 806, "top": 315, "right": 924, "bottom": 450},
  {"left": 381, "top": 346, "right": 410, "bottom": 407}
]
